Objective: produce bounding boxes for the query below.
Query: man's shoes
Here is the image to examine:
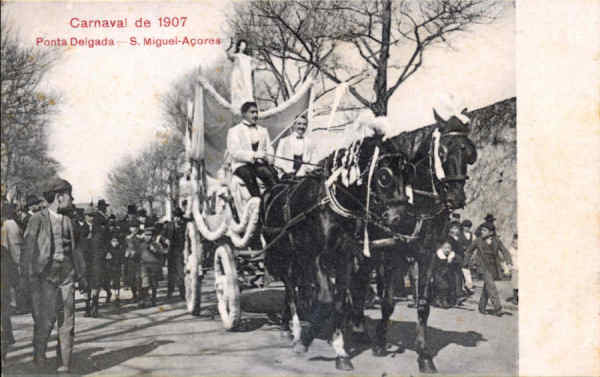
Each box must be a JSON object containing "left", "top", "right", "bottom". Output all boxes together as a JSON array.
[
  {"left": 33, "top": 354, "right": 47, "bottom": 369},
  {"left": 56, "top": 365, "right": 70, "bottom": 373}
]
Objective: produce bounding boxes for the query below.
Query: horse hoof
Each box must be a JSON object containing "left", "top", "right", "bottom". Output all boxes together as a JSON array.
[
  {"left": 280, "top": 330, "right": 293, "bottom": 341},
  {"left": 418, "top": 357, "right": 438, "bottom": 374},
  {"left": 372, "top": 345, "right": 386, "bottom": 357},
  {"left": 353, "top": 331, "right": 371, "bottom": 345},
  {"left": 293, "top": 342, "right": 307, "bottom": 354},
  {"left": 396, "top": 342, "right": 405, "bottom": 354},
  {"left": 335, "top": 356, "right": 354, "bottom": 371}
]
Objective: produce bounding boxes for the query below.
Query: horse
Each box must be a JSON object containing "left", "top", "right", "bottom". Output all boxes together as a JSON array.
[
  {"left": 349, "top": 113, "right": 478, "bottom": 373},
  {"left": 261, "top": 130, "right": 414, "bottom": 371}
]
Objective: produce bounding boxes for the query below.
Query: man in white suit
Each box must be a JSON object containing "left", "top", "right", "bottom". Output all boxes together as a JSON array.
[
  {"left": 226, "top": 101, "right": 277, "bottom": 197},
  {"left": 275, "top": 115, "right": 313, "bottom": 177}
]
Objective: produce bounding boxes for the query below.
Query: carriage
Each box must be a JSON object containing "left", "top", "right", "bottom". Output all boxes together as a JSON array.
[
  {"left": 178, "top": 64, "right": 317, "bottom": 329},
  {"left": 178, "top": 56, "right": 477, "bottom": 372}
]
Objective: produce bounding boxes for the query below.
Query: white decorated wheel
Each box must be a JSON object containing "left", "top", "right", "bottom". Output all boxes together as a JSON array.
[{"left": 214, "top": 243, "right": 241, "bottom": 330}]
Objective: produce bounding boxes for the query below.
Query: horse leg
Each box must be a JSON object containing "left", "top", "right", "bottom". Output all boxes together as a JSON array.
[
  {"left": 349, "top": 256, "right": 373, "bottom": 345},
  {"left": 280, "top": 274, "right": 293, "bottom": 341},
  {"left": 416, "top": 258, "right": 437, "bottom": 373},
  {"left": 331, "top": 250, "right": 353, "bottom": 371},
  {"left": 374, "top": 253, "right": 407, "bottom": 356},
  {"left": 299, "top": 256, "right": 333, "bottom": 352}
]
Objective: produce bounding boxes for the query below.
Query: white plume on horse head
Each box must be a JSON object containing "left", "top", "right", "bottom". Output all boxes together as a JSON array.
[
  {"left": 345, "top": 110, "right": 391, "bottom": 144},
  {"left": 433, "top": 92, "right": 470, "bottom": 124}
]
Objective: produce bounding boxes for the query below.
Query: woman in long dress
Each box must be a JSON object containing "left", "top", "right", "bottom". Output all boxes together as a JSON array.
[{"left": 227, "top": 39, "right": 256, "bottom": 113}]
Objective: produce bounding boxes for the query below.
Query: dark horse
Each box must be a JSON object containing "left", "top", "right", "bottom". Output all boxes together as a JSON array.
[
  {"left": 262, "top": 132, "right": 413, "bottom": 370},
  {"left": 349, "top": 113, "right": 477, "bottom": 373}
]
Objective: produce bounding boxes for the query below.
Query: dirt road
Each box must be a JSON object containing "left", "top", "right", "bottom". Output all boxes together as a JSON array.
[{"left": 3, "top": 273, "right": 517, "bottom": 376}]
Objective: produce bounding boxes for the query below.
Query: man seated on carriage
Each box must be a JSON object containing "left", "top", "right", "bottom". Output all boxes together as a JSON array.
[
  {"left": 226, "top": 101, "right": 278, "bottom": 198},
  {"left": 274, "top": 114, "right": 315, "bottom": 179}
]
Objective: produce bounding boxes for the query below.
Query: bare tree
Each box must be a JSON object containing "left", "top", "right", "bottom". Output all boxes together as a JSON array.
[
  {"left": 227, "top": 0, "right": 501, "bottom": 116},
  {"left": 1, "top": 16, "right": 62, "bottom": 199},
  {"left": 105, "top": 135, "right": 184, "bottom": 215}
]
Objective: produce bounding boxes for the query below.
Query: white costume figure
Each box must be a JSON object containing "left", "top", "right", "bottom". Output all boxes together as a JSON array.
[
  {"left": 227, "top": 39, "right": 257, "bottom": 113},
  {"left": 275, "top": 116, "right": 314, "bottom": 176}
]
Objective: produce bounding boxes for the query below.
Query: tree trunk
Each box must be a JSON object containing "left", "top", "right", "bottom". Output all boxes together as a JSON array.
[{"left": 371, "top": 0, "right": 392, "bottom": 117}]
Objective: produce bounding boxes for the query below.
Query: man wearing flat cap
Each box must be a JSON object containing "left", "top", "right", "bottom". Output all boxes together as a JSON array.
[
  {"left": 22, "top": 177, "right": 87, "bottom": 372},
  {"left": 20, "top": 194, "right": 42, "bottom": 230}
]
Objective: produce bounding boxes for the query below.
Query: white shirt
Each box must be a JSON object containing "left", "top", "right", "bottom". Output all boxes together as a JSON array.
[
  {"left": 291, "top": 135, "right": 306, "bottom": 156},
  {"left": 243, "top": 120, "right": 261, "bottom": 146}
]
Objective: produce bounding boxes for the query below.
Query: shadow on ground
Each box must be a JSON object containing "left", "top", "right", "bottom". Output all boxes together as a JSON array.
[{"left": 3, "top": 340, "right": 173, "bottom": 376}]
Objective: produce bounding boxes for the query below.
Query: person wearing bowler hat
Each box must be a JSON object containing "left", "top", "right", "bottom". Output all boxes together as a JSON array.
[
  {"left": 22, "top": 177, "right": 87, "bottom": 372},
  {"left": 80, "top": 206, "right": 106, "bottom": 317},
  {"left": 119, "top": 205, "right": 137, "bottom": 288},
  {"left": 475, "top": 215, "right": 510, "bottom": 280},
  {"left": 124, "top": 220, "right": 141, "bottom": 301},
  {"left": 121, "top": 205, "right": 137, "bottom": 230},
  {"left": 463, "top": 222, "right": 512, "bottom": 317},
  {"left": 137, "top": 208, "right": 148, "bottom": 231},
  {"left": 104, "top": 217, "right": 124, "bottom": 306},
  {"left": 162, "top": 207, "right": 187, "bottom": 300}
]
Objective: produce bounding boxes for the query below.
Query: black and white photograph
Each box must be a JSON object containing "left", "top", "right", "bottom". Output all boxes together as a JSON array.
[{"left": 1, "top": 0, "right": 598, "bottom": 376}]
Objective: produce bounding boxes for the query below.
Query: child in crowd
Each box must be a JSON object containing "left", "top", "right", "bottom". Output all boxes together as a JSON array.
[
  {"left": 137, "top": 227, "right": 167, "bottom": 308},
  {"left": 432, "top": 241, "right": 458, "bottom": 308},
  {"left": 104, "top": 231, "right": 124, "bottom": 306},
  {"left": 124, "top": 221, "right": 140, "bottom": 301}
]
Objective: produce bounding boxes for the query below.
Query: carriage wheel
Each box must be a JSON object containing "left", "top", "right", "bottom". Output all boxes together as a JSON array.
[
  {"left": 185, "top": 254, "right": 202, "bottom": 315},
  {"left": 214, "top": 243, "right": 241, "bottom": 330}
]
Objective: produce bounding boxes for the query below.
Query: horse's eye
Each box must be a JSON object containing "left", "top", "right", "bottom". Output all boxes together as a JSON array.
[
  {"left": 464, "top": 141, "right": 477, "bottom": 164},
  {"left": 438, "top": 145, "right": 448, "bottom": 161},
  {"left": 375, "top": 168, "right": 394, "bottom": 189},
  {"left": 397, "top": 159, "right": 405, "bottom": 171}
]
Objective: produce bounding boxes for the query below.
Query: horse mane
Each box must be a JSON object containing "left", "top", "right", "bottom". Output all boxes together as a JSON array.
[
  {"left": 317, "top": 135, "right": 382, "bottom": 174},
  {"left": 386, "top": 118, "right": 471, "bottom": 161},
  {"left": 387, "top": 124, "right": 436, "bottom": 162}
]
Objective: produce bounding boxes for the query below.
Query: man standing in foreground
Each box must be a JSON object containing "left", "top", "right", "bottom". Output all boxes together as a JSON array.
[{"left": 23, "top": 178, "right": 87, "bottom": 372}]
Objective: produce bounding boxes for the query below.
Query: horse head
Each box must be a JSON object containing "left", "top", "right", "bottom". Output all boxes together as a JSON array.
[
  {"left": 434, "top": 113, "right": 477, "bottom": 209},
  {"left": 364, "top": 137, "right": 414, "bottom": 230}
]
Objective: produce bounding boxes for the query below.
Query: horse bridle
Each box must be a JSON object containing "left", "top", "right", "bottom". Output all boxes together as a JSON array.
[
  {"left": 324, "top": 151, "right": 410, "bottom": 235},
  {"left": 411, "top": 130, "right": 471, "bottom": 200}
]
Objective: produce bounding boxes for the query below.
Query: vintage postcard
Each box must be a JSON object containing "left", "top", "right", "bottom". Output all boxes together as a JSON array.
[{"left": 1, "top": 0, "right": 597, "bottom": 376}]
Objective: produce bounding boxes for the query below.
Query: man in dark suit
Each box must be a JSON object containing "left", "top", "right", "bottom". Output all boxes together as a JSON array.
[
  {"left": 22, "top": 178, "right": 87, "bottom": 372},
  {"left": 162, "top": 207, "right": 186, "bottom": 300}
]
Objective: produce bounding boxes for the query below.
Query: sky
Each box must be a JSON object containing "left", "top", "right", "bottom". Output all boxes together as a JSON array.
[{"left": 5, "top": 1, "right": 514, "bottom": 202}]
